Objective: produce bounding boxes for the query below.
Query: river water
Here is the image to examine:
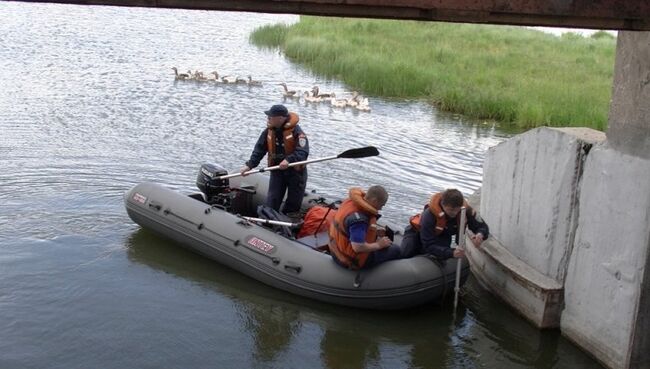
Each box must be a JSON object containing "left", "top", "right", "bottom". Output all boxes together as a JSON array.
[{"left": 0, "top": 2, "right": 601, "bottom": 368}]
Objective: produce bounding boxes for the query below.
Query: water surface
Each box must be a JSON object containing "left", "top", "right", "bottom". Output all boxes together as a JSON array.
[{"left": 0, "top": 3, "right": 600, "bottom": 368}]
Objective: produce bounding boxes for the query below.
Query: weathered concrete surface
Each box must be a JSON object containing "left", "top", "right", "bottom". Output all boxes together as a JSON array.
[
  {"left": 608, "top": 31, "right": 650, "bottom": 160},
  {"left": 467, "top": 191, "right": 563, "bottom": 328},
  {"left": 560, "top": 30, "right": 650, "bottom": 369},
  {"left": 561, "top": 147, "right": 650, "bottom": 369},
  {"left": 480, "top": 127, "right": 605, "bottom": 283}
]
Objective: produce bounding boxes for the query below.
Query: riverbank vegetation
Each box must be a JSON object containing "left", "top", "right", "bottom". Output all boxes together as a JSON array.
[{"left": 250, "top": 17, "right": 616, "bottom": 130}]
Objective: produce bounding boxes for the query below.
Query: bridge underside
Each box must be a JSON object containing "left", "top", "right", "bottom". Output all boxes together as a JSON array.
[{"left": 16, "top": 0, "right": 650, "bottom": 31}]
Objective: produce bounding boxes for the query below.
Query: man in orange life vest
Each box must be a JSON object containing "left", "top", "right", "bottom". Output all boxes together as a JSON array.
[
  {"left": 240, "top": 104, "right": 309, "bottom": 214},
  {"left": 401, "top": 189, "right": 489, "bottom": 260},
  {"left": 328, "top": 186, "right": 403, "bottom": 269}
]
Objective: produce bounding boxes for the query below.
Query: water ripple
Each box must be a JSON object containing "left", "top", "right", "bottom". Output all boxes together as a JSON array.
[{"left": 0, "top": 3, "right": 586, "bottom": 369}]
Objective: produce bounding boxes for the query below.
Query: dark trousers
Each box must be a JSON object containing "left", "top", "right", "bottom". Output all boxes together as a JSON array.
[
  {"left": 331, "top": 244, "right": 403, "bottom": 269},
  {"left": 266, "top": 169, "right": 307, "bottom": 214},
  {"left": 362, "top": 244, "right": 403, "bottom": 269},
  {"left": 400, "top": 226, "right": 423, "bottom": 258}
]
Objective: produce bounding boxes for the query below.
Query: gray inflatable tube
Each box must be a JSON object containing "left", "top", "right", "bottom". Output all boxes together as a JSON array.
[{"left": 124, "top": 174, "right": 469, "bottom": 310}]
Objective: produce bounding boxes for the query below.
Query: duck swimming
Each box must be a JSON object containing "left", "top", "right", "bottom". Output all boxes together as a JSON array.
[
  {"left": 247, "top": 75, "right": 263, "bottom": 86},
  {"left": 279, "top": 82, "right": 298, "bottom": 97},
  {"left": 194, "top": 71, "right": 208, "bottom": 81},
  {"left": 312, "top": 85, "right": 333, "bottom": 98},
  {"left": 330, "top": 93, "right": 349, "bottom": 108},
  {"left": 303, "top": 90, "right": 323, "bottom": 103},
  {"left": 221, "top": 75, "right": 237, "bottom": 84},
  {"left": 346, "top": 91, "right": 361, "bottom": 107},
  {"left": 172, "top": 67, "right": 190, "bottom": 80},
  {"left": 355, "top": 97, "right": 371, "bottom": 112}
]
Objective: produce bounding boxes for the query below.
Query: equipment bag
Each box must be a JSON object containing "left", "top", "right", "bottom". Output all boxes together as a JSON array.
[{"left": 296, "top": 205, "right": 337, "bottom": 239}]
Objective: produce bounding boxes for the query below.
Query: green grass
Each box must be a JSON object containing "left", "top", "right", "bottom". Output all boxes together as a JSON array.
[{"left": 250, "top": 17, "right": 616, "bottom": 130}]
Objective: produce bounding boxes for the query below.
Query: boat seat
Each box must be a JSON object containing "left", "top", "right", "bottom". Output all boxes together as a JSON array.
[{"left": 296, "top": 232, "right": 330, "bottom": 252}]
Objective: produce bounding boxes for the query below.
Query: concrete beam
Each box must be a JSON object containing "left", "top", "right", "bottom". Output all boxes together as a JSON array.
[{"left": 13, "top": 0, "right": 650, "bottom": 31}]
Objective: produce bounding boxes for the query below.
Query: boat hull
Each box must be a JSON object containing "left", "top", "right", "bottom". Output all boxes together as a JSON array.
[{"left": 124, "top": 176, "right": 469, "bottom": 310}]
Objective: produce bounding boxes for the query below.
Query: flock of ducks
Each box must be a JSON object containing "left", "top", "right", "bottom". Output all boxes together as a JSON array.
[
  {"left": 280, "top": 84, "right": 371, "bottom": 112},
  {"left": 172, "top": 67, "right": 371, "bottom": 112},
  {"left": 172, "top": 67, "right": 263, "bottom": 86}
]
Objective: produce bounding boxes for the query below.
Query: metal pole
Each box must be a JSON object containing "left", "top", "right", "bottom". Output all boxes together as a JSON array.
[
  {"left": 241, "top": 216, "right": 302, "bottom": 228},
  {"left": 219, "top": 156, "right": 337, "bottom": 180},
  {"left": 453, "top": 207, "right": 467, "bottom": 313}
]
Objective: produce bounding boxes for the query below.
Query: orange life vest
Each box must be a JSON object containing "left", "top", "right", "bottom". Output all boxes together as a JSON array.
[
  {"left": 266, "top": 112, "right": 305, "bottom": 169},
  {"left": 328, "top": 188, "right": 378, "bottom": 269},
  {"left": 409, "top": 192, "right": 471, "bottom": 235}
]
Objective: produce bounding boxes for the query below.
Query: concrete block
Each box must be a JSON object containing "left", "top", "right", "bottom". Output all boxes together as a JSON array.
[
  {"left": 561, "top": 146, "right": 650, "bottom": 369},
  {"left": 467, "top": 191, "right": 563, "bottom": 328},
  {"left": 481, "top": 127, "right": 605, "bottom": 283}
]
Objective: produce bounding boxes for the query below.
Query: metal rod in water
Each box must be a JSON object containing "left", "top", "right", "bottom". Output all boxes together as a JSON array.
[{"left": 454, "top": 207, "right": 467, "bottom": 313}]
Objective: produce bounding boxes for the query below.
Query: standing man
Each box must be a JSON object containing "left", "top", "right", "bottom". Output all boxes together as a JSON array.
[
  {"left": 240, "top": 104, "right": 309, "bottom": 215},
  {"left": 328, "top": 186, "right": 403, "bottom": 269},
  {"left": 401, "top": 188, "right": 489, "bottom": 260}
]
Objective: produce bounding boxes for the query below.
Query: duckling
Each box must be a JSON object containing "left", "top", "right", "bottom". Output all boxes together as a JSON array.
[
  {"left": 303, "top": 90, "right": 322, "bottom": 103},
  {"left": 221, "top": 75, "right": 237, "bottom": 84},
  {"left": 312, "top": 85, "right": 333, "bottom": 99},
  {"left": 194, "top": 71, "right": 208, "bottom": 82},
  {"left": 172, "top": 67, "right": 190, "bottom": 80},
  {"left": 234, "top": 76, "right": 248, "bottom": 84},
  {"left": 279, "top": 82, "right": 298, "bottom": 97},
  {"left": 209, "top": 71, "right": 221, "bottom": 82},
  {"left": 247, "top": 75, "right": 263, "bottom": 86},
  {"left": 346, "top": 91, "right": 361, "bottom": 107},
  {"left": 355, "top": 97, "right": 371, "bottom": 112},
  {"left": 330, "top": 93, "right": 349, "bottom": 108}
]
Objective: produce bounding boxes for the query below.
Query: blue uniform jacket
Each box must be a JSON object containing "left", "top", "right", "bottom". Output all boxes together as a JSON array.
[{"left": 418, "top": 207, "right": 489, "bottom": 259}]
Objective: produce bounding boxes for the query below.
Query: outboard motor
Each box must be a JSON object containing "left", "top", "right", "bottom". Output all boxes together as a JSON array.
[{"left": 196, "top": 163, "right": 231, "bottom": 208}]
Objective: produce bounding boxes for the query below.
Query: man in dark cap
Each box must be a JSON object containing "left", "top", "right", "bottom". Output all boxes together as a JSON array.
[{"left": 240, "top": 104, "right": 309, "bottom": 215}]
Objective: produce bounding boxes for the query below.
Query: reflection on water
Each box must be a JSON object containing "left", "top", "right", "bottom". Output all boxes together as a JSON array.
[
  {"left": 0, "top": 2, "right": 601, "bottom": 368},
  {"left": 125, "top": 229, "right": 596, "bottom": 369}
]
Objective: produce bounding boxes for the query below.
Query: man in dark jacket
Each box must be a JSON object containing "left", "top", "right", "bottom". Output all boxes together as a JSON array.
[
  {"left": 401, "top": 188, "right": 489, "bottom": 260},
  {"left": 240, "top": 104, "right": 309, "bottom": 214}
]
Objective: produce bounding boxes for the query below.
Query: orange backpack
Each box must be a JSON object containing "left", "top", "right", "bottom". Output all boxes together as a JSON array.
[{"left": 297, "top": 206, "right": 337, "bottom": 238}]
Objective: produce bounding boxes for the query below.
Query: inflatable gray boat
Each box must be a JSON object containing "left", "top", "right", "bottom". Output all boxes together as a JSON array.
[{"left": 124, "top": 164, "right": 469, "bottom": 310}]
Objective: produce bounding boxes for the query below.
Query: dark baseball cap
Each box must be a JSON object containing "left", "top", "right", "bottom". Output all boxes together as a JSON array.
[{"left": 264, "top": 104, "right": 289, "bottom": 117}]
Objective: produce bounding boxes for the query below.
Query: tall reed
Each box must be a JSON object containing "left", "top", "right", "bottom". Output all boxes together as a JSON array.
[{"left": 250, "top": 17, "right": 616, "bottom": 130}]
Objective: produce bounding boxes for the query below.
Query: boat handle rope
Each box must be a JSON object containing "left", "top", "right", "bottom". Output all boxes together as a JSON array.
[
  {"left": 148, "top": 201, "right": 162, "bottom": 211},
  {"left": 162, "top": 207, "right": 239, "bottom": 244},
  {"left": 284, "top": 262, "right": 302, "bottom": 274},
  {"left": 159, "top": 206, "right": 286, "bottom": 268}
]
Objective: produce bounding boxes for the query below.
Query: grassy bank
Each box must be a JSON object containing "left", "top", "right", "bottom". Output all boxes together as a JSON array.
[{"left": 250, "top": 17, "right": 616, "bottom": 130}]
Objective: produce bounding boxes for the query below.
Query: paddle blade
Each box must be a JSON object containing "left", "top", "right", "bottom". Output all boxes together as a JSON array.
[{"left": 336, "top": 146, "right": 380, "bottom": 159}]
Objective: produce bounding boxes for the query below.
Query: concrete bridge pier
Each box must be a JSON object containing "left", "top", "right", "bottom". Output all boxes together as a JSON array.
[
  {"left": 560, "top": 31, "right": 650, "bottom": 369},
  {"left": 468, "top": 31, "right": 650, "bottom": 369}
]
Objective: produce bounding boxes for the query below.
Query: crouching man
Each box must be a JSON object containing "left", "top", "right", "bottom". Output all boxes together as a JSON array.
[
  {"left": 401, "top": 188, "right": 489, "bottom": 260},
  {"left": 328, "top": 185, "right": 402, "bottom": 269}
]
